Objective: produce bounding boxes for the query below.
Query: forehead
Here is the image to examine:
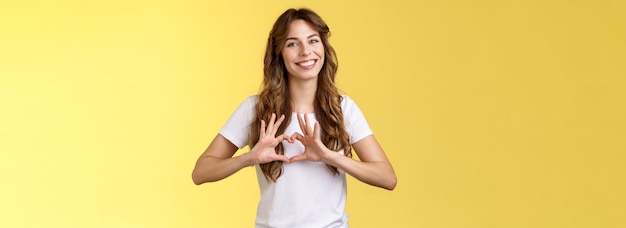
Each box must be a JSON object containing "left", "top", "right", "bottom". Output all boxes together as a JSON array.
[{"left": 286, "top": 19, "right": 319, "bottom": 38}]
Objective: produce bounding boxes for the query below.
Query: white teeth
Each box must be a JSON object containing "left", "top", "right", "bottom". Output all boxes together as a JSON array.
[{"left": 298, "top": 60, "right": 314, "bottom": 67}]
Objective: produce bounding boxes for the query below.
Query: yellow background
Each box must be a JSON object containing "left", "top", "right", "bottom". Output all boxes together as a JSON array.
[{"left": 1, "top": 0, "right": 625, "bottom": 227}]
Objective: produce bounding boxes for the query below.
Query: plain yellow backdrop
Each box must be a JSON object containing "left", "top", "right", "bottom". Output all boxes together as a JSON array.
[{"left": 1, "top": 0, "right": 625, "bottom": 227}]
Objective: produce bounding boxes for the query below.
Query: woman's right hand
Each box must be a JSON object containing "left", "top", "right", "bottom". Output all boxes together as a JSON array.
[{"left": 246, "top": 113, "right": 291, "bottom": 165}]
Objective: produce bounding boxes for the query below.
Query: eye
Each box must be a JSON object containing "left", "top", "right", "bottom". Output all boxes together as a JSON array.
[
  {"left": 286, "top": 42, "right": 297, "bottom": 47},
  {"left": 310, "top": 39, "right": 320, "bottom": 44}
]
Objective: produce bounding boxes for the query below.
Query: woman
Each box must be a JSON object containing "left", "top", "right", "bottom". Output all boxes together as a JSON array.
[{"left": 192, "top": 8, "right": 396, "bottom": 228}]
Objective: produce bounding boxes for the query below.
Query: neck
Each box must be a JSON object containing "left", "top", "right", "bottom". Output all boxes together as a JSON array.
[{"left": 289, "top": 78, "right": 317, "bottom": 113}]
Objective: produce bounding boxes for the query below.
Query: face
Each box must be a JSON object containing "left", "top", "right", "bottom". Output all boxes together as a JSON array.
[{"left": 281, "top": 19, "right": 325, "bottom": 81}]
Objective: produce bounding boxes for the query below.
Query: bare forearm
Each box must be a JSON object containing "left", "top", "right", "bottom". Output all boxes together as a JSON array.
[
  {"left": 325, "top": 153, "right": 397, "bottom": 190},
  {"left": 192, "top": 153, "right": 254, "bottom": 185}
]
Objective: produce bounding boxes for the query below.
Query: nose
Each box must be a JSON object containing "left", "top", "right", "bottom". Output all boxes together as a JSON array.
[{"left": 299, "top": 45, "right": 311, "bottom": 56}]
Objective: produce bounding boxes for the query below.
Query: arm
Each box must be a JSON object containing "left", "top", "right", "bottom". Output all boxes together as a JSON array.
[
  {"left": 289, "top": 114, "right": 397, "bottom": 190},
  {"left": 192, "top": 113, "right": 290, "bottom": 185},
  {"left": 192, "top": 134, "right": 250, "bottom": 184},
  {"left": 326, "top": 135, "right": 397, "bottom": 190}
]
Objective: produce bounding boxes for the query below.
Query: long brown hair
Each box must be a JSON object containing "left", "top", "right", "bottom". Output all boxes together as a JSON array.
[{"left": 249, "top": 8, "right": 352, "bottom": 182}]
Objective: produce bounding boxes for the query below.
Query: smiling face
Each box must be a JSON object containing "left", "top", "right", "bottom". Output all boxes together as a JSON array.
[{"left": 281, "top": 19, "right": 325, "bottom": 81}]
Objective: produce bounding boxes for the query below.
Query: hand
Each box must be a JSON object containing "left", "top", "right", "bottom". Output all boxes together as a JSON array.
[
  {"left": 289, "top": 113, "right": 334, "bottom": 163},
  {"left": 247, "top": 113, "right": 290, "bottom": 165}
]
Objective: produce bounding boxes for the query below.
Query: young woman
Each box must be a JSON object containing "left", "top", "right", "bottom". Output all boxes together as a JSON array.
[{"left": 192, "top": 8, "right": 396, "bottom": 228}]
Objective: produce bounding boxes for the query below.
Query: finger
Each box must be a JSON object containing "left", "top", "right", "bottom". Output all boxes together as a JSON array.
[
  {"left": 266, "top": 113, "right": 276, "bottom": 134},
  {"left": 296, "top": 113, "right": 307, "bottom": 135},
  {"left": 290, "top": 132, "right": 304, "bottom": 143},
  {"left": 260, "top": 120, "right": 266, "bottom": 137},
  {"left": 313, "top": 121, "right": 320, "bottom": 138},
  {"left": 269, "top": 154, "right": 290, "bottom": 163},
  {"left": 289, "top": 154, "right": 306, "bottom": 163},
  {"left": 304, "top": 114, "right": 312, "bottom": 134},
  {"left": 276, "top": 134, "right": 290, "bottom": 143},
  {"left": 271, "top": 114, "right": 285, "bottom": 136}
]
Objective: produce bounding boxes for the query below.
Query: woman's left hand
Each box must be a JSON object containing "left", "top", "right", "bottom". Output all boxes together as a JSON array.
[
  {"left": 288, "top": 113, "right": 336, "bottom": 163},
  {"left": 289, "top": 114, "right": 397, "bottom": 190}
]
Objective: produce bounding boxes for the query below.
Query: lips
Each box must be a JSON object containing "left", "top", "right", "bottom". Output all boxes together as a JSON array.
[{"left": 296, "top": 59, "right": 317, "bottom": 68}]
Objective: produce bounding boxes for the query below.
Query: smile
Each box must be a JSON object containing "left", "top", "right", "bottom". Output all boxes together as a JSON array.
[{"left": 296, "top": 60, "right": 316, "bottom": 67}]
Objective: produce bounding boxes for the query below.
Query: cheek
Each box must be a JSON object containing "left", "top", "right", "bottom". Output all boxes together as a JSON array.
[
  {"left": 318, "top": 48, "right": 325, "bottom": 60},
  {"left": 281, "top": 50, "right": 295, "bottom": 63},
  {"left": 316, "top": 46, "right": 325, "bottom": 57}
]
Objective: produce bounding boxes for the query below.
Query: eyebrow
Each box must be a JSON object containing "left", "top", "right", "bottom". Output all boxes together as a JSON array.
[{"left": 286, "top": 34, "right": 320, "bottom": 41}]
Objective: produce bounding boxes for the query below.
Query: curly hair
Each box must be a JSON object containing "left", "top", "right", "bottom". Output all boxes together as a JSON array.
[{"left": 248, "top": 8, "right": 352, "bottom": 182}]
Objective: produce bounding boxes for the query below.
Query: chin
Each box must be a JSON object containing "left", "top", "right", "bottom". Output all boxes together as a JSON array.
[{"left": 288, "top": 71, "right": 321, "bottom": 80}]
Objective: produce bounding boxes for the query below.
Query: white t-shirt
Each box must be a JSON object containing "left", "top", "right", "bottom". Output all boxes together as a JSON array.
[{"left": 219, "top": 95, "right": 373, "bottom": 228}]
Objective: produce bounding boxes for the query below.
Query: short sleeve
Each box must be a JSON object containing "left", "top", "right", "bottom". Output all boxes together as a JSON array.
[
  {"left": 219, "top": 96, "right": 257, "bottom": 149},
  {"left": 341, "top": 95, "right": 373, "bottom": 144}
]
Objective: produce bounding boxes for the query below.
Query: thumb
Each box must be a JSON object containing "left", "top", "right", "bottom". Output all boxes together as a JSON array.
[
  {"left": 272, "top": 154, "right": 290, "bottom": 163},
  {"left": 289, "top": 154, "right": 306, "bottom": 163}
]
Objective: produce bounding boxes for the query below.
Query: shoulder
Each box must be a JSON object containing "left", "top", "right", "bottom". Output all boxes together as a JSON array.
[
  {"left": 243, "top": 95, "right": 259, "bottom": 105},
  {"left": 226, "top": 95, "right": 258, "bottom": 120},
  {"left": 235, "top": 95, "right": 258, "bottom": 111},
  {"left": 339, "top": 95, "right": 373, "bottom": 142},
  {"left": 340, "top": 95, "right": 359, "bottom": 113}
]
